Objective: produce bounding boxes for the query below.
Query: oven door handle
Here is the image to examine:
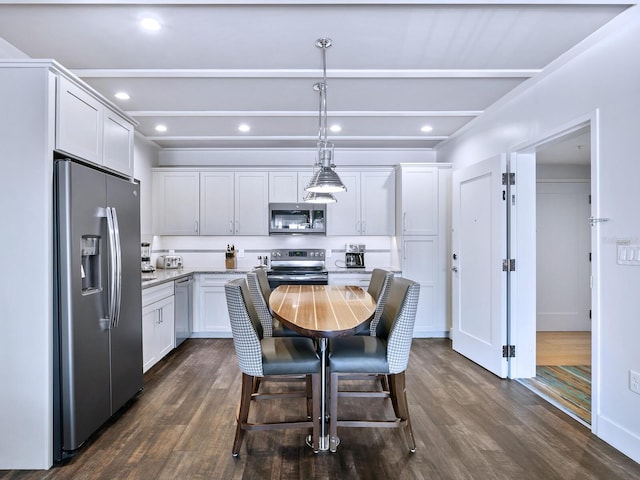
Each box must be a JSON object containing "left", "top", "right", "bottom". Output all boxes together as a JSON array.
[{"left": 267, "top": 274, "right": 328, "bottom": 281}]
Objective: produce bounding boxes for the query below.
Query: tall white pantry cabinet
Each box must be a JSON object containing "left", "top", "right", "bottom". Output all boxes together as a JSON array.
[{"left": 395, "top": 164, "right": 451, "bottom": 337}]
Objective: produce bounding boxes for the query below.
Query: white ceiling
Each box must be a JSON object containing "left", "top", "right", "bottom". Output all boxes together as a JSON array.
[{"left": 0, "top": 1, "right": 631, "bottom": 153}]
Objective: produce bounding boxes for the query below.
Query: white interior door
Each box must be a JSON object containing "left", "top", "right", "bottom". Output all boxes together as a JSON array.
[
  {"left": 452, "top": 155, "right": 508, "bottom": 378},
  {"left": 536, "top": 181, "right": 592, "bottom": 331}
]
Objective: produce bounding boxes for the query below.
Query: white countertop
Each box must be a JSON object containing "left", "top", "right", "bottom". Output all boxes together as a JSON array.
[{"left": 141, "top": 267, "right": 251, "bottom": 289}]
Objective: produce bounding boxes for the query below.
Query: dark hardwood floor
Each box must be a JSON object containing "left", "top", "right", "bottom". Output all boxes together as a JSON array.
[{"left": 2, "top": 338, "right": 639, "bottom": 480}]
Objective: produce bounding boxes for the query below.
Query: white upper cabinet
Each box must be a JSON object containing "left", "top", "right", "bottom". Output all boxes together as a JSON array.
[
  {"left": 360, "top": 170, "right": 396, "bottom": 236},
  {"left": 56, "top": 76, "right": 135, "bottom": 177},
  {"left": 328, "top": 169, "right": 395, "bottom": 236},
  {"left": 56, "top": 77, "right": 103, "bottom": 164},
  {"left": 103, "top": 110, "right": 134, "bottom": 176},
  {"left": 152, "top": 171, "right": 200, "bottom": 235},
  {"left": 200, "top": 171, "right": 234, "bottom": 235},
  {"left": 234, "top": 171, "right": 269, "bottom": 235},
  {"left": 268, "top": 170, "right": 314, "bottom": 203},
  {"left": 327, "top": 172, "right": 360, "bottom": 235},
  {"left": 396, "top": 165, "right": 438, "bottom": 236},
  {"left": 269, "top": 171, "right": 298, "bottom": 202}
]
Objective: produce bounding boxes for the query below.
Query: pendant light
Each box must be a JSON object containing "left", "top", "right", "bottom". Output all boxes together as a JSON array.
[
  {"left": 305, "top": 38, "right": 346, "bottom": 197},
  {"left": 303, "top": 191, "right": 337, "bottom": 203}
]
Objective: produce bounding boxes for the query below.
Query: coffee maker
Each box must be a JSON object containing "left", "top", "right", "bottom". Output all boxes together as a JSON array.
[
  {"left": 141, "top": 242, "right": 155, "bottom": 272},
  {"left": 345, "top": 244, "right": 365, "bottom": 268}
]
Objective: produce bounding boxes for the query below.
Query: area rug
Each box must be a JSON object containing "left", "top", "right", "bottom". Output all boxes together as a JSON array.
[{"left": 520, "top": 365, "right": 591, "bottom": 425}]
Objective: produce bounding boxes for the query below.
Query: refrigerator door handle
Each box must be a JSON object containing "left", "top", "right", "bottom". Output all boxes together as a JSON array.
[
  {"left": 105, "top": 207, "right": 118, "bottom": 329},
  {"left": 111, "top": 207, "right": 123, "bottom": 328}
]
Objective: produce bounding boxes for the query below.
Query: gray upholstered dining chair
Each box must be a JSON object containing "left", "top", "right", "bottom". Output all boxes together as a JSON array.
[
  {"left": 246, "top": 268, "right": 301, "bottom": 337},
  {"left": 355, "top": 268, "right": 394, "bottom": 336},
  {"left": 328, "top": 277, "right": 420, "bottom": 453},
  {"left": 225, "top": 278, "right": 321, "bottom": 456}
]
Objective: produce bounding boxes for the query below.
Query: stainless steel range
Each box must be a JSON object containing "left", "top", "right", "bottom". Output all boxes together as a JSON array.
[{"left": 267, "top": 248, "right": 328, "bottom": 289}]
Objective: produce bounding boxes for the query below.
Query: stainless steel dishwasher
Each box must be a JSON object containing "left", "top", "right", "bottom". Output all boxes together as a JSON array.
[{"left": 174, "top": 275, "right": 193, "bottom": 347}]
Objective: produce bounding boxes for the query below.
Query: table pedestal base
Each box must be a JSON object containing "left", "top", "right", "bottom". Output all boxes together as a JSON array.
[{"left": 306, "top": 434, "right": 340, "bottom": 453}]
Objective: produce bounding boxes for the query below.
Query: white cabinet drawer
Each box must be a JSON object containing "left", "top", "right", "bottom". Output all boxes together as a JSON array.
[{"left": 142, "top": 282, "right": 174, "bottom": 307}]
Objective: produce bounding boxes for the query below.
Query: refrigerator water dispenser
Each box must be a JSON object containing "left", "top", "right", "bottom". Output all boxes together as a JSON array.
[{"left": 81, "top": 235, "right": 101, "bottom": 293}]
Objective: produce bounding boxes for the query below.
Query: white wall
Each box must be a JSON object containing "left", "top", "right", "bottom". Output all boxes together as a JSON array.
[
  {"left": 133, "top": 132, "right": 160, "bottom": 242},
  {"left": 0, "top": 37, "right": 27, "bottom": 58},
  {"left": 437, "top": 6, "right": 640, "bottom": 463}
]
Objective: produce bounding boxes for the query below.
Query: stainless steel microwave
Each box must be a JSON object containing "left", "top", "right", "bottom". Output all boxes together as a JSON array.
[{"left": 269, "top": 203, "right": 326, "bottom": 235}]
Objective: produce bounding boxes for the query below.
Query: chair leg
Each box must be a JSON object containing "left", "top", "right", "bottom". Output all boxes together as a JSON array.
[
  {"left": 329, "top": 371, "right": 339, "bottom": 453},
  {"left": 389, "top": 372, "right": 416, "bottom": 453},
  {"left": 388, "top": 374, "right": 401, "bottom": 418},
  {"left": 232, "top": 373, "right": 254, "bottom": 457}
]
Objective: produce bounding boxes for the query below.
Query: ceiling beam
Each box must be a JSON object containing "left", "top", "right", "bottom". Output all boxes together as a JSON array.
[
  {"left": 73, "top": 68, "right": 540, "bottom": 79},
  {"left": 128, "top": 110, "right": 482, "bottom": 117},
  {"left": 145, "top": 135, "right": 449, "bottom": 140}
]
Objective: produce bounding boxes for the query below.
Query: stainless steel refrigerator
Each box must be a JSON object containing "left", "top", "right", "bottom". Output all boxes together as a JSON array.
[{"left": 53, "top": 158, "right": 143, "bottom": 462}]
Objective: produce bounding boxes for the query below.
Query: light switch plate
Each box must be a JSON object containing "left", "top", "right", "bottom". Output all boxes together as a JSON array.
[
  {"left": 631, "top": 370, "right": 640, "bottom": 395},
  {"left": 617, "top": 244, "right": 640, "bottom": 265}
]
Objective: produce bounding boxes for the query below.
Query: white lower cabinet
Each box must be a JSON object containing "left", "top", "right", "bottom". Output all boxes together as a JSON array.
[
  {"left": 400, "top": 236, "right": 448, "bottom": 337},
  {"left": 142, "top": 283, "right": 175, "bottom": 373},
  {"left": 193, "top": 274, "right": 241, "bottom": 337}
]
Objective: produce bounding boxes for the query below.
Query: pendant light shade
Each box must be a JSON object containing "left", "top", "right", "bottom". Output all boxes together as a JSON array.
[
  {"left": 306, "top": 166, "right": 345, "bottom": 193},
  {"left": 303, "top": 191, "right": 337, "bottom": 203},
  {"left": 305, "top": 38, "right": 346, "bottom": 198}
]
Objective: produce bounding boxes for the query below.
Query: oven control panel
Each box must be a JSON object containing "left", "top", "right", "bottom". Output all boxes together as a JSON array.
[
  {"left": 271, "top": 248, "right": 325, "bottom": 259},
  {"left": 270, "top": 248, "right": 326, "bottom": 268}
]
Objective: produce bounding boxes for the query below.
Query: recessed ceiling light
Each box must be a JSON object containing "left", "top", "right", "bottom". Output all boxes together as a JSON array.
[
  {"left": 421, "top": 125, "right": 433, "bottom": 133},
  {"left": 114, "top": 92, "right": 130, "bottom": 100},
  {"left": 330, "top": 124, "right": 342, "bottom": 133},
  {"left": 155, "top": 124, "right": 167, "bottom": 133},
  {"left": 238, "top": 124, "right": 251, "bottom": 133},
  {"left": 140, "top": 17, "right": 161, "bottom": 32}
]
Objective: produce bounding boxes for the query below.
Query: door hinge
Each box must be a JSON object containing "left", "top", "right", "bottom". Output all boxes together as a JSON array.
[
  {"left": 502, "top": 172, "right": 515, "bottom": 186},
  {"left": 502, "top": 345, "right": 516, "bottom": 358},
  {"left": 502, "top": 258, "right": 516, "bottom": 271}
]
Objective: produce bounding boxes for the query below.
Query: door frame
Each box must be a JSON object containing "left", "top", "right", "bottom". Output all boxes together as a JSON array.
[{"left": 508, "top": 111, "right": 600, "bottom": 433}]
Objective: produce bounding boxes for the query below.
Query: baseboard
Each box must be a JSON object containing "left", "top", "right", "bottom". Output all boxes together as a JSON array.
[
  {"left": 190, "top": 331, "right": 233, "bottom": 339},
  {"left": 596, "top": 414, "right": 640, "bottom": 464},
  {"left": 412, "top": 330, "right": 450, "bottom": 338}
]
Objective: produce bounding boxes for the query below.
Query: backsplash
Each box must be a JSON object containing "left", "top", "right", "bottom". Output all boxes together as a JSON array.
[{"left": 151, "top": 235, "right": 398, "bottom": 271}]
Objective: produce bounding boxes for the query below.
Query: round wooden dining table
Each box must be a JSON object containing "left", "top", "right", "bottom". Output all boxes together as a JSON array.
[{"left": 269, "top": 284, "right": 376, "bottom": 452}]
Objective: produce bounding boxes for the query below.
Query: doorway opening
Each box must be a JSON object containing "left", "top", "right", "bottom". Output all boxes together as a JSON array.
[{"left": 516, "top": 125, "right": 593, "bottom": 426}]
